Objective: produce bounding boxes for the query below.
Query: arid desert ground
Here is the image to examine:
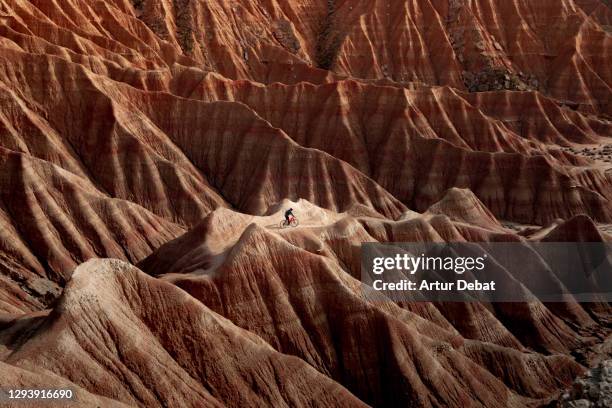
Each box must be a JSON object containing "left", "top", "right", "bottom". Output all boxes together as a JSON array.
[{"left": 0, "top": 0, "right": 611, "bottom": 407}]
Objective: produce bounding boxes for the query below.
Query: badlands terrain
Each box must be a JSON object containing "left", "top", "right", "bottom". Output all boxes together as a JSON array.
[{"left": 0, "top": 0, "right": 611, "bottom": 407}]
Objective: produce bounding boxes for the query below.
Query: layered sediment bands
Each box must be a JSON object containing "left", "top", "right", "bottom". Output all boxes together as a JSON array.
[
  {"left": 94, "top": 0, "right": 612, "bottom": 114},
  {"left": 4, "top": 0, "right": 609, "bottom": 112},
  {"left": 0, "top": 1, "right": 609, "bottom": 225},
  {"left": 2, "top": 259, "right": 365, "bottom": 407},
  {"left": 387, "top": 137, "right": 612, "bottom": 224},
  {"left": 141, "top": 99, "right": 406, "bottom": 217},
  {"left": 163, "top": 73, "right": 612, "bottom": 223},
  {"left": 437, "top": 0, "right": 612, "bottom": 115},
  {"left": 164, "top": 0, "right": 600, "bottom": 114},
  {"left": 0, "top": 0, "right": 610, "bottom": 406},
  {"left": 174, "top": 72, "right": 611, "bottom": 153},
  {"left": 424, "top": 188, "right": 504, "bottom": 229},
  {"left": 0, "top": 48, "right": 405, "bottom": 219},
  {"left": 0, "top": 147, "right": 185, "bottom": 311},
  {"left": 190, "top": 202, "right": 607, "bottom": 350},
  {"left": 139, "top": 203, "right": 594, "bottom": 405},
  {"left": 0, "top": 50, "right": 229, "bottom": 227},
  {"left": 460, "top": 341, "right": 584, "bottom": 398}
]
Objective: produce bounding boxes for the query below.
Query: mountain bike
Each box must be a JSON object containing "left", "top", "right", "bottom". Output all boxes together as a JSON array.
[{"left": 280, "top": 216, "right": 299, "bottom": 229}]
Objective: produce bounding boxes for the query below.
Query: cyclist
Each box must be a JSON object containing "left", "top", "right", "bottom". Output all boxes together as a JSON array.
[{"left": 284, "top": 208, "right": 295, "bottom": 225}]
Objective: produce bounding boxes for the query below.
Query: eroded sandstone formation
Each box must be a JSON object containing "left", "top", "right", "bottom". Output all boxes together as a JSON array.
[{"left": 0, "top": 0, "right": 610, "bottom": 407}]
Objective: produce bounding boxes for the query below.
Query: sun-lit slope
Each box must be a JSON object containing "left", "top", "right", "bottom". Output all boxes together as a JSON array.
[
  {"left": 0, "top": 147, "right": 186, "bottom": 314},
  {"left": 0, "top": 4, "right": 404, "bottom": 316},
  {"left": 170, "top": 72, "right": 611, "bottom": 223},
  {"left": 0, "top": 310, "right": 130, "bottom": 406},
  {"left": 141, "top": 198, "right": 607, "bottom": 354},
  {"left": 0, "top": 46, "right": 406, "bottom": 218},
  {"left": 0, "top": 0, "right": 193, "bottom": 70},
  {"left": 5, "top": 0, "right": 609, "bottom": 113},
  {"left": 88, "top": 0, "right": 610, "bottom": 114},
  {"left": 139, "top": 199, "right": 597, "bottom": 406},
  {"left": 423, "top": 187, "right": 505, "bottom": 229},
  {"left": 0, "top": 49, "right": 228, "bottom": 227},
  {"left": 0, "top": 1, "right": 609, "bottom": 406},
  {"left": 0, "top": 0, "right": 609, "bottom": 226},
  {"left": 47, "top": 62, "right": 607, "bottom": 163},
  {"left": 0, "top": 50, "right": 407, "bottom": 316},
  {"left": 129, "top": 92, "right": 407, "bottom": 217},
  {"left": 71, "top": 63, "right": 609, "bottom": 224},
  {"left": 174, "top": 72, "right": 608, "bottom": 153},
  {"left": 122, "top": 0, "right": 612, "bottom": 113},
  {"left": 2, "top": 259, "right": 366, "bottom": 408}
]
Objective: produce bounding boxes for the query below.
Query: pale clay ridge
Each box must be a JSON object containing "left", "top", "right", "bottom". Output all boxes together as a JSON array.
[
  {"left": 142, "top": 194, "right": 508, "bottom": 278},
  {"left": 142, "top": 198, "right": 606, "bottom": 345},
  {"left": 138, "top": 198, "right": 376, "bottom": 277},
  {"left": 5, "top": 258, "right": 366, "bottom": 408},
  {"left": 138, "top": 202, "right": 602, "bottom": 406}
]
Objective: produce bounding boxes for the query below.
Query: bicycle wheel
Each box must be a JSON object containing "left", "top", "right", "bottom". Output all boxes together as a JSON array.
[
  {"left": 280, "top": 220, "right": 288, "bottom": 229},
  {"left": 290, "top": 218, "right": 299, "bottom": 227}
]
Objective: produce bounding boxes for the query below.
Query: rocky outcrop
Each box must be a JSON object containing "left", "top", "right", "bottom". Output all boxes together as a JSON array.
[
  {"left": 462, "top": 68, "right": 540, "bottom": 92},
  {"left": 559, "top": 360, "right": 612, "bottom": 408}
]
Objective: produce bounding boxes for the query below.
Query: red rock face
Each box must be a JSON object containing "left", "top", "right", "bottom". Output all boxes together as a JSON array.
[{"left": 0, "top": 0, "right": 610, "bottom": 407}]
